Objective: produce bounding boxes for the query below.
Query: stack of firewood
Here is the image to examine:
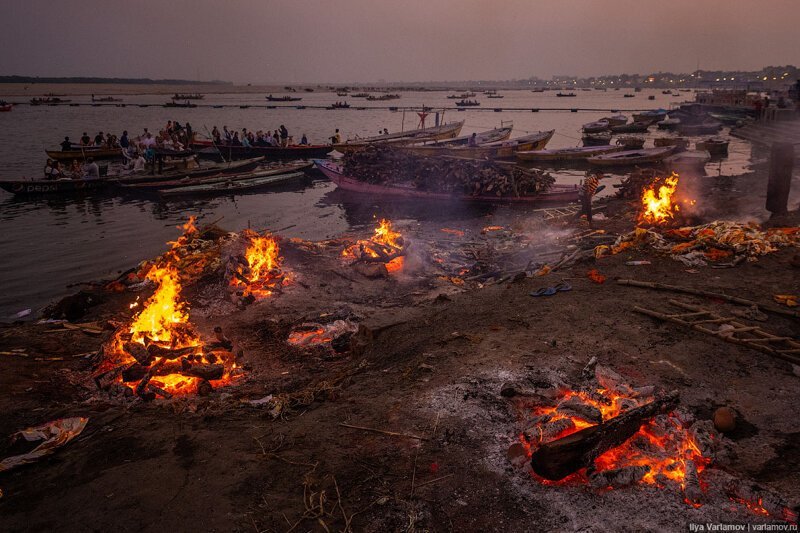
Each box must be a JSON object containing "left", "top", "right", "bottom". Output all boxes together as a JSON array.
[
  {"left": 614, "top": 168, "right": 660, "bottom": 199},
  {"left": 341, "top": 146, "right": 555, "bottom": 197}
]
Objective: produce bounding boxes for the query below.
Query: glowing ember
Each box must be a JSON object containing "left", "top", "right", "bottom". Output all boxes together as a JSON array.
[
  {"left": 287, "top": 320, "right": 358, "bottom": 348},
  {"left": 342, "top": 219, "right": 405, "bottom": 273},
  {"left": 639, "top": 173, "right": 680, "bottom": 225},
  {"left": 520, "top": 381, "right": 711, "bottom": 497},
  {"left": 97, "top": 218, "right": 239, "bottom": 398},
  {"left": 229, "top": 230, "right": 291, "bottom": 299}
]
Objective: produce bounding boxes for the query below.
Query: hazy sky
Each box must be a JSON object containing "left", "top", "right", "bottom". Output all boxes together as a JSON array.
[{"left": 1, "top": 0, "right": 797, "bottom": 83}]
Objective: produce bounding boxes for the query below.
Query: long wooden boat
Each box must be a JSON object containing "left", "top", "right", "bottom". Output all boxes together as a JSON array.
[
  {"left": 602, "top": 115, "right": 628, "bottom": 126},
  {"left": 164, "top": 101, "right": 197, "bottom": 108},
  {"left": 266, "top": 95, "right": 302, "bottom": 102},
  {"left": 191, "top": 140, "right": 332, "bottom": 160},
  {"left": 517, "top": 145, "right": 624, "bottom": 162},
  {"left": 314, "top": 160, "right": 579, "bottom": 204},
  {"left": 0, "top": 177, "right": 111, "bottom": 195},
  {"left": 31, "top": 97, "right": 71, "bottom": 105},
  {"left": 582, "top": 132, "right": 612, "bottom": 146},
  {"left": 173, "top": 93, "right": 204, "bottom": 100},
  {"left": 398, "top": 130, "right": 554, "bottom": 159},
  {"left": 46, "top": 147, "right": 124, "bottom": 162},
  {"left": 113, "top": 156, "right": 266, "bottom": 185},
  {"left": 159, "top": 171, "right": 304, "bottom": 196},
  {"left": 334, "top": 121, "right": 465, "bottom": 151},
  {"left": 121, "top": 161, "right": 312, "bottom": 189},
  {"left": 678, "top": 120, "right": 723, "bottom": 136},
  {"left": 556, "top": 93, "right": 576, "bottom": 97},
  {"left": 587, "top": 146, "right": 675, "bottom": 167},
  {"left": 92, "top": 96, "right": 122, "bottom": 102},
  {"left": 632, "top": 110, "right": 668, "bottom": 123},
  {"left": 455, "top": 100, "right": 480, "bottom": 107},
  {"left": 610, "top": 121, "right": 651, "bottom": 133},
  {"left": 411, "top": 126, "right": 513, "bottom": 147}
]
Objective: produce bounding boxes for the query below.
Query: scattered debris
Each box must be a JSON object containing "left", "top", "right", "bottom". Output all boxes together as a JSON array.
[{"left": 0, "top": 418, "right": 88, "bottom": 473}]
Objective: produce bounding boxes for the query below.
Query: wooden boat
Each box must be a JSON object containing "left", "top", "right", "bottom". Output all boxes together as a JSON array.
[
  {"left": 159, "top": 171, "right": 304, "bottom": 197},
  {"left": 266, "top": 95, "right": 302, "bottom": 102},
  {"left": 327, "top": 102, "right": 350, "bottom": 109},
  {"left": 623, "top": 94, "right": 635, "bottom": 98},
  {"left": 30, "top": 97, "right": 71, "bottom": 105},
  {"left": 366, "top": 94, "right": 400, "bottom": 101},
  {"left": 447, "top": 93, "right": 475, "bottom": 99},
  {"left": 91, "top": 96, "right": 122, "bottom": 102},
  {"left": 46, "top": 147, "right": 124, "bottom": 162},
  {"left": 336, "top": 91, "right": 349, "bottom": 97},
  {"left": 191, "top": 140, "right": 332, "bottom": 160},
  {"left": 334, "top": 121, "right": 464, "bottom": 151},
  {"left": 531, "top": 88, "right": 545, "bottom": 93},
  {"left": 657, "top": 118, "right": 681, "bottom": 130},
  {"left": 351, "top": 93, "right": 370, "bottom": 98},
  {"left": 695, "top": 138, "right": 729, "bottom": 156},
  {"left": 582, "top": 132, "right": 612, "bottom": 146},
  {"left": 314, "top": 160, "right": 580, "bottom": 204},
  {"left": 632, "top": 110, "right": 668, "bottom": 124},
  {"left": 411, "top": 126, "right": 513, "bottom": 147},
  {"left": 648, "top": 95, "right": 656, "bottom": 100},
  {"left": 679, "top": 120, "right": 723, "bottom": 136},
  {"left": 487, "top": 94, "right": 505, "bottom": 99},
  {"left": 610, "top": 121, "right": 651, "bottom": 134},
  {"left": 164, "top": 101, "right": 197, "bottom": 108},
  {"left": 556, "top": 92, "right": 576, "bottom": 97},
  {"left": 602, "top": 115, "right": 627, "bottom": 126},
  {"left": 0, "top": 102, "right": 13, "bottom": 112},
  {"left": 0, "top": 177, "right": 109, "bottom": 195},
  {"left": 173, "top": 93, "right": 204, "bottom": 100},
  {"left": 615, "top": 136, "right": 646, "bottom": 150},
  {"left": 113, "top": 156, "right": 265, "bottom": 185},
  {"left": 588, "top": 146, "right": 675, "bottom": 167},
  {"left": 582, "top": 120, "right": 610, "bottom": 133},
  {"left": 455, "top": 99, "right": 480, "bottom": 107},
  {"left": 399, "top": 130, "right": 554, "bottom": 159},
  {"left": 122, "top": 162, "right": 312, "bottom": 190},
  {"left": 663, "top": 150, "right": 710, "bottom": 173},
  {"left": 516, "top": 145, "right": 624, "bottom": 162},
  {"left": 654, "top": 137, "right": 689, "bottom": 150}
]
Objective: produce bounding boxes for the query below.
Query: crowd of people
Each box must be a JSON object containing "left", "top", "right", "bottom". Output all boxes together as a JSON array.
[{"left": 208, "top": 125, "right": 309, "bottom": 147}]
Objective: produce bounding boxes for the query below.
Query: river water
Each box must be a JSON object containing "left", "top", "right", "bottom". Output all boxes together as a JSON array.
[{"left": 0, "top": 87, "right": 754, "bottom": 318}]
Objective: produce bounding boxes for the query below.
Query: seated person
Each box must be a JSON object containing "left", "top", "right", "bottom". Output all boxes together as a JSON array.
[
  {"left": 299, "top": 134, "right": 309, "bottom": 145},
  {"left": 60, "top": 136, "right": 73, "bottom": 151}
]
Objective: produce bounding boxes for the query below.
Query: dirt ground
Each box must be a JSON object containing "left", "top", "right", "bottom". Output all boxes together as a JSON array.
[{"left": 1, "top": 167, "right": 799, "bottom": 532}]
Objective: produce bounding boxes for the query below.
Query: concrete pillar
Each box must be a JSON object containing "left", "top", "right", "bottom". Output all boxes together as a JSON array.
[{"left": 766, "top": 142, "right": 794, "bottom": 216}]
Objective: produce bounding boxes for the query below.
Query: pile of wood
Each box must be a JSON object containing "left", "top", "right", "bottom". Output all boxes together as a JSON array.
[
  {"left": 341, "top": 145, "right": 555, "bottom": 197},
  {"left": 614, "top": 168, "right": 660, "bottom": 199}
]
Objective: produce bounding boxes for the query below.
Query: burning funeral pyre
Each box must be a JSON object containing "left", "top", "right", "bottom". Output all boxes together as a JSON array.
[
  {"left": 342, "top": 219, "right": 406, "bottom": 276},
  {"left": 94, "top": 219, "right": 241, "bottom": 399},
  {"left": 227, "top": 230, "right": 291, "bottom": 303},
  {"left": 509, "top": 362, "right": 797, "bottom": 521}
]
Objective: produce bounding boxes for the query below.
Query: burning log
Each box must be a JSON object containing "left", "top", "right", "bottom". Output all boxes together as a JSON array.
[
  {"left": 197, "top": 379, "right": 213, "bottom": 396},
  {"left": 146, "top": 344, "right": 196, "bottom": 360},
  {"left": 682, "top": 459, "right": 704, "bottom": 505},
  {"left": 557, "top": 397, "right": 603, "bottom": 424},
  {"left": 523, "top": 418, "right": 575, "bottom": 446},
  {"left": 123, "top": 341, "right": 152, "bottom": 365},
  {"left": 530, "top": 391, "right": 679, "bottom": 481},
  {"left": 183, "top": 363, "right": 224, "bottom": 381},
  {"left": 121, "top": 363, "right": 148, "bottom": 383}
]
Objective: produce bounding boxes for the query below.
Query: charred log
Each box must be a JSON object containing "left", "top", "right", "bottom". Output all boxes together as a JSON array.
[{"left": 530, "top": 391, "right": 679, "bottom": 480}]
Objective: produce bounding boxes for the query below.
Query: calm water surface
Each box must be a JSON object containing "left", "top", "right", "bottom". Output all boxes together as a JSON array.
[{"left": 0, "top": 88, "right": 753, "bottom": 318}]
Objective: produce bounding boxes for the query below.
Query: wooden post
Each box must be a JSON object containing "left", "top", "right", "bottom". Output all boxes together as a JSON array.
[{"left": 766, "top": 142, "right": 793, "bottom": 216}]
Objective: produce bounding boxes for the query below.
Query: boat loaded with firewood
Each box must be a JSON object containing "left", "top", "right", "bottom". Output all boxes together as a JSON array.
[
  {"left": 399, "top": 130, "right": 554, "bottom": 159},
  {"left": 587, "top": 146, "right": 675, "bottom": 167},
  {"left": 314, "top": 159, "right": 579, "bottom": 204}
]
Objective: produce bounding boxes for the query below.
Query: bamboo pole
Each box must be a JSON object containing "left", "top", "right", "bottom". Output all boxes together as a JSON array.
[{"left": 617, "top": 279, "right": 800, "bottom": 320}]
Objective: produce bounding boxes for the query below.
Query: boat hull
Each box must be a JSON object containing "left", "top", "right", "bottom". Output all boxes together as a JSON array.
[
  {"left": 159, "top": 171, "right": 304, "bottom": 196},
  {"left": 517, "top": 145, "right": 624, "bottom": 162},
  {"left": 334, "top": 121, "right": 465, "bottom": 152},
  {"left": 0, "top": 178, "right": 109, "bottom": 195},
  {"left": 588, "top": 147, "right": 675, "bottom": 167},
  {"left": 46, "top": 148, "right": 123, "bottom": 161},
  {"left": 191, "top": 141, "right": 332, "bottom": 160},
  {"left": 314, "top": 160, "right": 578, "bottom": 204}
]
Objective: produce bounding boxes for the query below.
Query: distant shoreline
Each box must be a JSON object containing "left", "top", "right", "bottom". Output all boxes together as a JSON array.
[{"left": 0, "top": 76, "right": 232, "bottom": 85}]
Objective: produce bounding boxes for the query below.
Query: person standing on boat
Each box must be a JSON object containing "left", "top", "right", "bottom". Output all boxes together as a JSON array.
[
  {"left": 84, "top": 157, "right": 99, "bottom": 179},
  {"left": 468, "top": 132, "right": 478, "bottom": 147},
  {"left": 223, "top": 126, "right": 232, "bottom": 143},
  {"left": 578, "top": 171, "right": 601, "bottom": 226},
  {"left": 44, "top": 159, "right": 54, "bottom": 179},
  {"left": 280, "top": 125, "right": 289, "bottom": 147},
  {"left": 60, "top": 136, "right": 72, "bottom": 151},
  {"left": 332, "top": 128, "right": 342, "bottom": 144},
  {"left": 94, "top": 132, "right": 104, "bottom": 146},
  {"left": 80, "top": 132, "right": 91, "bottom": 146}
]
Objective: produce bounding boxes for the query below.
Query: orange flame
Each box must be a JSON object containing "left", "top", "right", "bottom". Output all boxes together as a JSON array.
[
  {"left": 639, "top": 173, "right": 680, "bottom": 225},
  {"left": 342, "top": 219, "right": 405, "bottom": 273},
  {"left": 101, "top": 217, "right": 238, "bottom": 397},
  {"left": 230, "top": 231, "right": 290, "bottom": 298}
]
